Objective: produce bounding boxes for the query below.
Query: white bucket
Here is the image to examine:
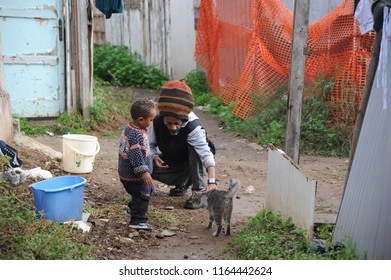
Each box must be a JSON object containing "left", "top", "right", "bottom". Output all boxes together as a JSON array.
[{"left": 62, "top": 134, "right": 100, "bottom": 173}]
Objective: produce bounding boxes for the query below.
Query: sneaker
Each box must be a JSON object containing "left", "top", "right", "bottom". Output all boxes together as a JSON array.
[
  {"left": 129, "top": 223, "right": 152, "bottom": 231},
  {"left": 125, "top": 207, "right": 131, "bottom": 217},
  {"left": 169, "top": 185, "right": 189, "bottom": 197},
  {"left": 184, "top": 198, "right": 197, "bottom": 209}
]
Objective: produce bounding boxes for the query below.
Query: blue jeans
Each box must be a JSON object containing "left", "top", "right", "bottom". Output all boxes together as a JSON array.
[{"left": 121, "top": 180, "right": 153, "bottom": 225}]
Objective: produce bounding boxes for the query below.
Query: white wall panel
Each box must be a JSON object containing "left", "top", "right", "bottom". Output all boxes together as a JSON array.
[{"left": 266, "top": 146, "right": 317, "bottom": 237}]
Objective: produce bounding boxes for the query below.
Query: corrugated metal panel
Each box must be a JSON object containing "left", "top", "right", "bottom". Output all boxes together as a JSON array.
[
  {"left": 96, "top": 0, "right": 196, "bottom": 79},
  {"left": 266, "top": 146, "right": 317, "bottom": 238},
  {"left": 333, "top": 14, "right": 391, "bottom": 259}
]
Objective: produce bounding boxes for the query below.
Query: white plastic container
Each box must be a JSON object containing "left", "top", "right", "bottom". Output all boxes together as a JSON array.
[{"left": 62, "top": 134, "right": 100, "bottom": 173}]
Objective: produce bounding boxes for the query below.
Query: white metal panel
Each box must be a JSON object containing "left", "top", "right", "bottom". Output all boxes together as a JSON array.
[
  {"left": 101, "top": 0, "right": 196, "bottom": 79},
  {"left": 103, "top": 2, "right": 145, "bottom": 58},
  {"left": 148, "top": 0, "right": 166, "bottom": 71},
  {"left": 266, "top": 146, "right": 317, "bottom": 237},
  {"left": 333, "top": 16, "right": 391, "bottom": 259},
  {"left": 167, "top": 0, "right": 197, "bottom": 79},
  {"left": 0, "top": 0, "right": 65, "bottom": 118}
]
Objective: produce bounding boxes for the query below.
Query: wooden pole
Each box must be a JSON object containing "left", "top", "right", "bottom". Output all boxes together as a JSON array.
[{"left": 285, "top": 0, "right": 310, "bottom": 164}]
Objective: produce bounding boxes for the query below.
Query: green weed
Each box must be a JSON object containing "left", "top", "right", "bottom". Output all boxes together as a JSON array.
[
  {"left": 227, "top": 208, "right": 357, "bottom": 260},
  {"left": 93, "top": 44, "right": 168, "bottom": 89},
  {"left": 184, "top": 70, "right": 352, "bottom": 156},
  {"left": 0, "top": 155, "right": 10, "bottom": 173},
  {"left": 0, "top": 184, "right": 93, "bottom": 260},
  {"left": 18, "top": 118, "right": 47, "bottom": 135},
  {"left": 19, "top": 80, "right": 133, "bottom": 136},
  {"left": 148, "top": 207, "right": 177, "bottom": 229}
]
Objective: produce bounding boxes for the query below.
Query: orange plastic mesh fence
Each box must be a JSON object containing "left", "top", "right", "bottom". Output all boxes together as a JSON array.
[{"left": 195, "top": 0, "right": 374, "bottom": 121}]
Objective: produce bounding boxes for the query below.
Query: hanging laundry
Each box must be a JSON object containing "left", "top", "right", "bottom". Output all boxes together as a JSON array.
[
  {"left": 95, "top": 0, "right": 124, "bottom": 19},
  {"left": 375, "top": 7, "right": 391, "bottom": 110},
  {"left": 355, "top": 0, "right": 374, "bottom": 34},
  {"left": 385, "top": 6, "right": 391, "bottom": 39},
  {"left": 371, "top": 0, "right": 391, "bottom": 32}
]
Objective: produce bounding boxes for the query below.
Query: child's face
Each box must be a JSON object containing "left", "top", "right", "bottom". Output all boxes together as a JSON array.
[{"left": 135, "top": 108, "right": 157, "bottom": 129}]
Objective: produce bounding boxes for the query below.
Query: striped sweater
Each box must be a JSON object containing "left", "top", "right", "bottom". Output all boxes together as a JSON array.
[{"left": 118, "top": 123, "right": 153, "bottom": 182}]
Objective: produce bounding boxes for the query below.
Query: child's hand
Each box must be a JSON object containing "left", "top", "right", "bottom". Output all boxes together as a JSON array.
[{"left": 142, "top": 172, "right": 153, "bottom": 186}]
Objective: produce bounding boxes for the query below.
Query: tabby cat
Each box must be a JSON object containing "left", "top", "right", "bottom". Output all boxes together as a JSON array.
[{"left": 192, "top": 179, "right": 240, "bottom": 237}]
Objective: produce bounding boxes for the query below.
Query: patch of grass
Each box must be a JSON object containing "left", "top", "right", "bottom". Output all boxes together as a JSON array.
[
  {"left": 0, "top": 155, "right": 10, "bottom": 173},
  {"left": 0, "top": 182, "right": 94, "bottom": 260},
  {"left": 227, "top": 208, "right": 357, "bottom": 260},
  {"left": 18, "top": 118, "right": 47, "bottom": 135},
  {"left": 19, "top": 80, "right": 133, "bottom": 136},
  {"left": 148, "top": 206, "right": 177, "bottom": 229}
]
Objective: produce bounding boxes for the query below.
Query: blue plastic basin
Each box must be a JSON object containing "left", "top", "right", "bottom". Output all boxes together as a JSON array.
[{"left": 30, "top": 175, "right": 86, "bottom": 223}]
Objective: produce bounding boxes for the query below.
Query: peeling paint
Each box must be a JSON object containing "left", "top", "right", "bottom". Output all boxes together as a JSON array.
[
  {"left": 2, "top": 0, "right": 66, "bottom": 118},
  {"left": 37, "top": 45, "right": 58, "bottom": 56},
  {"left": 34, "top": 18, "right": 49, "bottom": 26},
  {"left": 4, "top": 56, "right": 59, "bottom": 66},
  {"left": 42, "top": 4, "right": 58, "bottom": 16}
]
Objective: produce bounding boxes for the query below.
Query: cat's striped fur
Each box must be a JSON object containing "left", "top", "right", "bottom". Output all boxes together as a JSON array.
[{"left": 192, "top": 179, "right": 240, "bottom": 237}]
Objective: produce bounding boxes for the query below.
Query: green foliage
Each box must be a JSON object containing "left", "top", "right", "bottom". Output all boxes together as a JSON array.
[
  {"left": 227, "top": 208, "right": 357, "bottom": 260},
  {"left": 183, "top": 70, "right": 212, "bottom": 106},
  {"left": 246, "top": 87, "right": 288, "bottom": 147},
  {"left": 258, "top": 120, "right": 285, "bottom": 147},
  {"left": 0, "top": 184, "right": 93, "bottom": 260},
  {"left": 0, "top": 155, "right": 10, "bottom": 172},
  {"left": 93, "top": 44, "right": 168, "bottom": 89},
  {"left": 19, "top": 80, "right": 133, "bottom": 136},
  {"left": 314, "top": 223, "right": 334, "bottom": 240},
  {"left": 187, "top": 73, "right": 352, "bottom": 156},
  {"left": 18, "top": 118, "right": 47, "bottom": 135},
  {"left": 53, "top": 112, "right": 90, "bottom": 135},
  {"left": 184, "top": 70, "right": 210, "bottom": 99}
]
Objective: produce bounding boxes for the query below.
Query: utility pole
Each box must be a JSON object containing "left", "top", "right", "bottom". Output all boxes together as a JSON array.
[{"left": 285, "top": 0, "right": 310, "bottom": 164}]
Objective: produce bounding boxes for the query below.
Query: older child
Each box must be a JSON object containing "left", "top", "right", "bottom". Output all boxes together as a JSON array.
[{"left": 118, "top": 99, "right": 157, "bottom": 230}]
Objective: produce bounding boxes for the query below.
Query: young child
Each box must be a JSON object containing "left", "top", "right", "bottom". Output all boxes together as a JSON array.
[{"left": 118, "top": 98, "right": 157, "bottom": 230}]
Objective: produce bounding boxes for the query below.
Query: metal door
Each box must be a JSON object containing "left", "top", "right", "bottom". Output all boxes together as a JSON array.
[{"left": 0, "top": 0, "right": 65, "bottom": 118}]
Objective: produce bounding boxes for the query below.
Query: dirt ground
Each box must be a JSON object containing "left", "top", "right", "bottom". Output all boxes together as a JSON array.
[{"left": 26, "top": 88, "right": 348, "bottom": 260}]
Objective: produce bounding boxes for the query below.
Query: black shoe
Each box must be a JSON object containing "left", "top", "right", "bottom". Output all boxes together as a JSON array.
[
  {"left": 184, "top": 198, "right": 197, "bottom": 209},
  {"left": 169, "top": 185, "right": 188, "bottom": 197}
]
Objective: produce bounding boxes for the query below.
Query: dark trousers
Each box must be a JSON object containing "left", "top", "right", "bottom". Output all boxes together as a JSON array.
[
  {"left": 152, "top": 145, "right": 205, "bottom": 190},
  {"left": 121, "top": 180, "right": 153, "bottom": 225}
]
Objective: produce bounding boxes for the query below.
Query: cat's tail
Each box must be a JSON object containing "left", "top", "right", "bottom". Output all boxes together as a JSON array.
[{"left": 226, "top": 179, "right": 240, "bottom": 198}]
